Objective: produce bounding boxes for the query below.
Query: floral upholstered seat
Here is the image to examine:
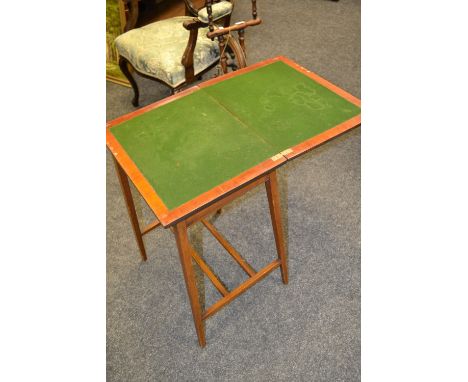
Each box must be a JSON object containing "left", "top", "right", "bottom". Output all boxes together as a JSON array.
[
  {"left": 114, "top": 0, "right": 245, "bottom": 106},
  {"left": 115, "top": 16, "right": 220, "bottom": 88}
]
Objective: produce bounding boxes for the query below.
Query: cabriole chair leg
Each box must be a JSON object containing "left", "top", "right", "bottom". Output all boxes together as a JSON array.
[{"left": 119, "top": 56, "right": 140, "bottom": 107}]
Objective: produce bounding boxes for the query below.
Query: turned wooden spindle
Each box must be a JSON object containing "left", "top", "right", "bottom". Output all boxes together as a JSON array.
[
  {"left": 252, "top": 0, "right": 257, "bottom": 19},
  {"left": 218, "top": 34, "right": 228, "bottom": 73},
  {"left": 206, "top": 0, "right": 214, "bottom": 34},
  {"left": 238, "top": 29, "right": 246, "bottom": 56}
]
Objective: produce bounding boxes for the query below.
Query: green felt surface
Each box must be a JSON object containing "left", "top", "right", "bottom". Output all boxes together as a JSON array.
[
  {"left": 111, "top": 91, "right": 278, "bottom": 210},
  {"left": 202, "top": 61, "right": 361, "bottom": 152},
  {"left": 110, "top": 61, "right": 360, "bottom": 210}
]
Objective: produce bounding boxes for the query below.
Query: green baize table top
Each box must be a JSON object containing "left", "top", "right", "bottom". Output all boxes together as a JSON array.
[{"left": 110, "top": 60, "right": 361, "bottom": 210}]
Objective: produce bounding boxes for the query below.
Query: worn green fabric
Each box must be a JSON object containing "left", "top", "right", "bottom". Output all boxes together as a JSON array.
[
  {"left": 202, "top": 61, "right": 361, "bottom": 152},
  {"left": 110, "top": 91, "right": 278, "bottom": 210},
  {"left": 197, "top": 1, "right": 233, "bottom": 23},
  {"left": 110, "top": 61, "right": 360, "bottom": 210},
  {"left": 114, "top": 16, "right": 219, "bottom": 87}
]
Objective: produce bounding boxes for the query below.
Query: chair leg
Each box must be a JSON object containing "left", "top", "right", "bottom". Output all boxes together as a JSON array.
[{"left": 119, "top": 56, "right": 140, "bottom": 107}]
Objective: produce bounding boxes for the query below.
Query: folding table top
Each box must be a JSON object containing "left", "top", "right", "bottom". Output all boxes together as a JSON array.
[{"left": 106, "top": 56, "right": 361, "bottom": 226}]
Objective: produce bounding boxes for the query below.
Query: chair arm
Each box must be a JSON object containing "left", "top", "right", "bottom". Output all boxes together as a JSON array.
[
  {"left": 181, "top": 18, "right": 205, "bottom": 84},
  {"left": 183, "top": 18, "right": 205, "bottom": 30}
]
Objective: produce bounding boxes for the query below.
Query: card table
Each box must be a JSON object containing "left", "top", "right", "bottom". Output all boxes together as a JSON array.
[{"left": 107, "top": 56, "right": 361, "bottom": 347}]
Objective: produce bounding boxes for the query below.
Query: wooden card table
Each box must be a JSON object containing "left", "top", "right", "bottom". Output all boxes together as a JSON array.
[{"left": 106, "top": 56, "right": 361, "bottom": 347}]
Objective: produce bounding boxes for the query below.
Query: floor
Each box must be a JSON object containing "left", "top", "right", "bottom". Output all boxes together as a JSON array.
[{"left": 107, "top": 0, "right": 360, "bottom": 380}]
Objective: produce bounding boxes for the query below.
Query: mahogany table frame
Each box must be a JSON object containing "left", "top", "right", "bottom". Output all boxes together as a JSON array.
[{"left": 106, "top": 56, "right": 361, "bottom": 347}]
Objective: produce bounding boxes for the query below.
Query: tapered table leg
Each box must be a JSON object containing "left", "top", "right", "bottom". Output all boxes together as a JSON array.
[
  {"left": 113, "top": 158, "right": 147, "bottom": 262},
  {"left": 174, "top": 221, "right": 206, "bottom": 347},
  {"left": 265, "top": 171, "right": 289, "bottom": 284}
]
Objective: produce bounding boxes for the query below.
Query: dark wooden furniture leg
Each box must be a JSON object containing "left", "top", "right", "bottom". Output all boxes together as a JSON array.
[
  {"left": 218, "top": 35, "right": 228, "bottom": 73},
  {"left": 113, "top": 158, "right": 148, "bottom": 262},
  {"left": 265, "top": 171, "right": 289, "bottom": 284},
  {"left": 119, "top": 56, "right": 140, "bottom": 107},
  {"left": 174, "top": 221, "right": 206, "bottom": 347}
]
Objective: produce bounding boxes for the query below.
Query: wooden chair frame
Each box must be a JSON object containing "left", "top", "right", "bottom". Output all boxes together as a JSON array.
[{"left": 119, "top": 0, "right": 234, "bottom": 106}]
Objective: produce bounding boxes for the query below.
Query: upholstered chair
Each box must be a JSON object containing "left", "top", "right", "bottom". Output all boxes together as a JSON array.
[{"left": 115, "top": 0, "right": 236, "bottom": 106}]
